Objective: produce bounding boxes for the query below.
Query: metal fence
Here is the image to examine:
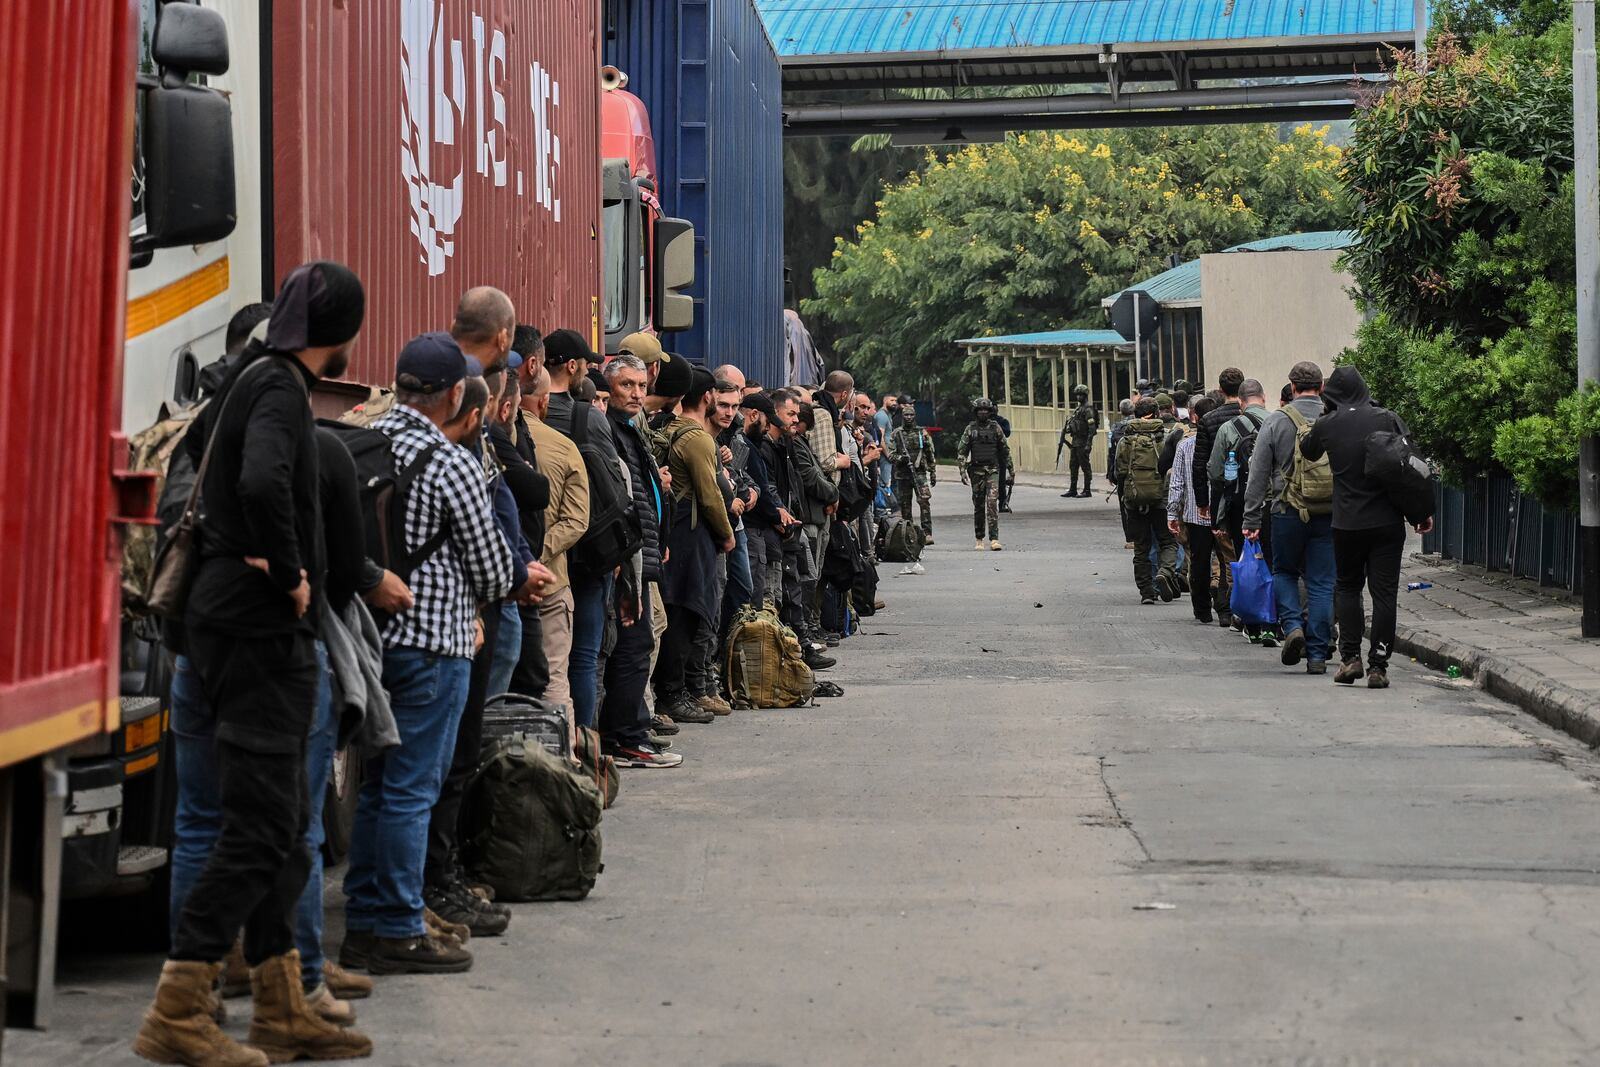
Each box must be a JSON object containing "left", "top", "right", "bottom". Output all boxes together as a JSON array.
[{"left": 1422, "top": 473, "right": 1585, "bottom": 593}]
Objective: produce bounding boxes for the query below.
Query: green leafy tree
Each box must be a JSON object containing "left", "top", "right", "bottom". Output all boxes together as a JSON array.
[
  {"left": 802, "top": 124, "right": 1344, "bottom": 406},
  {"left": 1339, "top": 22, "right": 1593, "bottom": 507}
]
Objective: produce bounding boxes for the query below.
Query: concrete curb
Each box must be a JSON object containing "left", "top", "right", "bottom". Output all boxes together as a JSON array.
[{"left": 1391, "top": 624, "right": 1600, "bottom": 748}]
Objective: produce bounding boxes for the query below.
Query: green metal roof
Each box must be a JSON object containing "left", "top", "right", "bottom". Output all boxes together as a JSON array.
[
  {"left": 957, "top": 329, "right": 1133, "bottom": 348},
  {"left": 1100, "top": 230, "right": 1354, "bottom": 308}
]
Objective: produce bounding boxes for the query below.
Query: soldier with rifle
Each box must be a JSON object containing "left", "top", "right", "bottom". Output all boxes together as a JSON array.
[
  {"left": 957, "top": 396, "right": 1012, "bottom": 551},
  {"left": 1057, "top": 383, "right": 1097, "bottom": 498},
  {"left": 889, "top": 400, "right": 937, "bottom": 543}
]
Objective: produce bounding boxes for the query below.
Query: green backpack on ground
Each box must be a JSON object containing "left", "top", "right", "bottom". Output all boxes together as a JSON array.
[
  {"left": 1121, "top": 428, "right": 1164, "bottom": 506},
  {"left": 1280, "top": 405, "right": 1334, "bottom": 520},
  {"left": 725, "top": 607, "right": 815, "bottom": 709},
  {"left": 464, "top": 738, "right": 603, "bottom": 902},
  {"left": 878, "top": 518, "right": 925, "bottom": 563}
]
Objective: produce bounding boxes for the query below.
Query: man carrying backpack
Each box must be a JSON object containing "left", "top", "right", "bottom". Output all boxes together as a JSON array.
[
  {"left": 342, "top": 334, "right": 516, "bottom": 977},
  {"left": 1242, "top": 362, "right": 1335, "bottom": 674},
  {"left": 1114, "top": 397, "right": 1178, "bottom": 604},
  {"left": 1207, "top": 377, "right": 1270, "bottom": 639},
  {"left": 1300, "top": 366, "right": 1434, "bottom": 689}
]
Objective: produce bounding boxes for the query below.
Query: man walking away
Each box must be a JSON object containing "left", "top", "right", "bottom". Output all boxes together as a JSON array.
[
  {"left": 341, "top": 334, "right": 515, "bottom": 977},
  {"left": 138, "top": 262, "right": 372, "bottom": 1066},
  {"left": 1242, "top": 362, "right": 1335, "bottom": 674},
  {"left": 1300, "top": 366, "right": 1433, "bottom": 688},
  {"left": 1168, "top": 396, "right": 1219, "bottom": 622},
  {"left": 1114, "top": 397, "right": 1178, "bottom": 604}
]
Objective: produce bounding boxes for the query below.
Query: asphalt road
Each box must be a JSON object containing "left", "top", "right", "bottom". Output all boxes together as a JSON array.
[{"left": 10, "top": 484, "right": 1600, "bottom": 1066}]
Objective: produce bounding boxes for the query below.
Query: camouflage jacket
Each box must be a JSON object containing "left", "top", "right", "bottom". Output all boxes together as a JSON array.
[{"left": 889, "top": 424, "right": 935, "bottom": 473}]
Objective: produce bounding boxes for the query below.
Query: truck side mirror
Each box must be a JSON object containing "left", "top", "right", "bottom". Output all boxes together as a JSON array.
[
  {"left": 152, "top": 2, "right": 230, "bottom": 78},
  {"left": 133, "top": 2, "right": 236, "bottom": 257},
  {"left": 654, "top": 217, "right": 695, "bottom": 333}
]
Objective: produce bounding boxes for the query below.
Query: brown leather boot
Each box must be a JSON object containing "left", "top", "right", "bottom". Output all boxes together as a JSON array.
[
  {"left": 220, "top": 940, "right": 251, "bottom": 998},
  {"left": 321, "top": 962, "right": 372, "bottom": 1001},
  {"left": 133, "top": 960, "right": 268, "bottom": 1067},
  {"left": 247, "top": 951, "right": 373, "bottom": 1063},
  {"left": 305, "top": 984, "right": 356, "bottom": 1027}
]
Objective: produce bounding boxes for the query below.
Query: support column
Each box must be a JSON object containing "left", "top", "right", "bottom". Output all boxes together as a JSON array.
[{"left": 1003, "top": 353, "right": 1013, "bottom": 406}]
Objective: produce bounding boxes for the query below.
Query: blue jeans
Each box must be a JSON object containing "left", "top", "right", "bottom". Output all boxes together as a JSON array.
[
  {"left": 486, "top": 601, "right": 522, "bottom": 699},
  {"left": 721, "top": 527, "right": 754, "bottom": 638},
  {"left": 570, "top": 573, "right": 612, "bottom": 730},
  {"left": 1271, "top": 510, "right": 1335, "bottom": 661},
  {"left": 170, "top": 645, "right": 335, "bottom": 989},
  {"left": 344, "top": 648, "right": 470, "bottom": 939}
]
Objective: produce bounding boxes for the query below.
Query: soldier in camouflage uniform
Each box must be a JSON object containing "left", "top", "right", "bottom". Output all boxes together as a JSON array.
[
  {"left": 957, "top": 396, "right": 1012, "bottom": 551},
  {"left": 1057, "top": 383, "right": 1098, "bottom": 498},
  {"left": 889, "top": 402, "right": 937, "bottom": 543}
]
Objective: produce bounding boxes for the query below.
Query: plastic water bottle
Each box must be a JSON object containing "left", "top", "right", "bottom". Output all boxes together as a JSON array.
[
  {"left": 1223, "top": 450, "right": 1239, "bottom": 483},
  {"left": 1406, "top": 581, "right": 1432, "bottom": 591}
]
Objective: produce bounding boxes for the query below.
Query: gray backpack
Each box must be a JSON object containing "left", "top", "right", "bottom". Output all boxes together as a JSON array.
[
  {"left": 464, "top": 738, "right": 603, "bottom": 902},
  {"left": 878, "top": 518, "right": 925, "bottom": 563}
]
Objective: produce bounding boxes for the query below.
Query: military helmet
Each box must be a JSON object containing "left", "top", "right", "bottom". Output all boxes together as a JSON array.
[
  {"left": 1072, "top": 383, "right": 1090, "bottom": 399},
  {"left": 971, "top": 395, "right": 997, "bottom": 414}
]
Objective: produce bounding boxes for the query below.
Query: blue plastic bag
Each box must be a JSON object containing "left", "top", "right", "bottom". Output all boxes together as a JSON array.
[{"left": 1229, "top": 544, "right": 1278, "bottom": 626}]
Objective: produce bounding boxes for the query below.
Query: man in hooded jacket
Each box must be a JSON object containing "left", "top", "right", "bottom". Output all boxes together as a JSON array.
[{"left": 1300, "top": 366, "right": 1433, "bottom": 689}]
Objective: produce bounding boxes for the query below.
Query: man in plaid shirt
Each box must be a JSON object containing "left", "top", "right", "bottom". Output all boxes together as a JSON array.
[{"left": 342, "top": 333, "right": 515, "bottom": 976}]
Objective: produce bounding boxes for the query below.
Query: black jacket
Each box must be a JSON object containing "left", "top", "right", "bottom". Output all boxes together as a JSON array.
[
  {"left": 608, "top": 405, "right": 666, "bottom": 582},
  {"left": 1191, "top": 399, "right": 1242, "bottom": 509},
  {"left": 184, "top": 348, "right": 322, "bottom": 635},
  {"left": 1300, "top": 366, "right": 1409, "bottom": 531},
  {"left": 791, "top": 435, "right": 839, "bottom": 526},
  {"left": 488, "top": 422, "right": 550, "bottom": 558}
]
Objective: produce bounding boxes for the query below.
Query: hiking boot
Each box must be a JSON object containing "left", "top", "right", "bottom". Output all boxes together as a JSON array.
[
  {"left": 337, "top": 931, "right": 374, "bottom": 972},
  {"left": 923, "top": 535, "right": 935, "bottom": 545},
  {"left": 1280, "top": 629, "right": 1306, "bottom": 666},
  {"left": 990, "top": 539, "right": 1003, "bottom": 551},
  {"left": 247, "top": 951, "right": 373, "bottom": 1062},
  {"left": 665, "top": 695, "right": 715, "bottom": 724},
  {"left": 975, "top": 540, "right": 985, "bottom": 550},
  {"left": 651, "top": 713, "right": 680, "bottom": 736},
  {"left": 1367, "top": 667, "right": 1390, "bottom": 689},
  {"left": 605, "top": 742, "right": 684, "bottom": 769},
  {"left": 424, "top": 905, "right": 472, "bottom": 944},
  {"left": 696, "top": 692, "right": 733, "bottom": 716},
  {"left": 1334, "top": 659, "right": 1365, "bottom": 685},
  {"left": 366, "top": 935, "right": 472, "bottom": 976},
  {"left": 1306, "top": 660, "right": 1327, "bottom": 676},
  {"left": 305, "top": 984, "right": 356, "bottom": 1028},
  {"left": 803, "top": 650, "right": 836, "bottom": 670},
  {"left": 425, "top": 885, "right": 508, "bottom": 938},
  {"left": 321, "top": 963, "right": 371, "bottom": 1002},
  {"left": 220, "top": 940, "right": 251, "bottom": 999},
  {"left": 1156, "top": 574, "right": 1176, "bottom": 602},
  {"left": 133, "top": 960, "right": 269, "bottom": 1067}
]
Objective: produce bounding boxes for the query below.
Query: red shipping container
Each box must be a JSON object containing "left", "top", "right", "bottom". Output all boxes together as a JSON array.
[
  {"left": 0, "top": 0, "right": 134, "bottom": 760},
  {"left": 272, "top": 0, "right": 603, "bottom": 386}
]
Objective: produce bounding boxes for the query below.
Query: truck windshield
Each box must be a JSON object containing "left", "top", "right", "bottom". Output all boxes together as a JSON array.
[{"left": 603, "top": 200, "right": 628, "bottom": 334}]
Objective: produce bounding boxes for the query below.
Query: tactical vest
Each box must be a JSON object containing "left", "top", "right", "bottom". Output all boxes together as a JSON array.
[{"left": 968, "top": 421, "right": 1001, "bottom": 466}]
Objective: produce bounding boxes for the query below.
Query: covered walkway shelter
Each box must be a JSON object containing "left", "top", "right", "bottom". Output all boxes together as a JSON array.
[
  {"left": 757, "top": 0, "right": 1420, "bottom": 139},
  {"left": 958, "top": 329, "right": 1133, "bottom": 475}
]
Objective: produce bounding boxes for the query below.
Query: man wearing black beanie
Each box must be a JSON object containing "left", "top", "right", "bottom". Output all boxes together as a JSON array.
[{"left": 141, "top": 262, "right": 372, "bottom": 1065}]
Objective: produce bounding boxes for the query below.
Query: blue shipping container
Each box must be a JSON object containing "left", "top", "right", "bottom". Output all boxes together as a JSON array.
[{"left": 603, "top": 0, "right": 786, "bottom": 385}]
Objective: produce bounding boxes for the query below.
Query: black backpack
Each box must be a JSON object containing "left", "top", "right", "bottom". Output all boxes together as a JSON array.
[
  {"left": 566, "top": 404, "right": 643, "bottom": 582},
  {"left": 1217, "top": 409, "right": 1266, "bottom": 516},
  {"left": 317, "top": 420, "right": 448, "bottom": 602},
  {"left": 1365, "top": 429, "right": 1437, "bottom": 524},
  {"left": 851, "top": 556, "right": 879, "bottom": 618}
]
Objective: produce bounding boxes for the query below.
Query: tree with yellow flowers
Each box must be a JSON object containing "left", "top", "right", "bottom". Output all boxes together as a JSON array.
[{"left": 804, "top": 123, "right": 1343, "bottom": 406}]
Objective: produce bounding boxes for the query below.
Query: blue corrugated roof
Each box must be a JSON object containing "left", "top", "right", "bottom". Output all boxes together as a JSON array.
[
  {"left": 756, "top": 0, "right": 1412, "bottom": 57},
  {"left": 957, "top": 329, "right": 1133, "bottom": 348},
  {"left": 1229, "top": 229, "right": 1356, "bottom": 252}
]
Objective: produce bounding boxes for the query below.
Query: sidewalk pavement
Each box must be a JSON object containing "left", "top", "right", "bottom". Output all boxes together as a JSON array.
[{"left": 971, "top": 464, "right": 1600, "bottom": 747}]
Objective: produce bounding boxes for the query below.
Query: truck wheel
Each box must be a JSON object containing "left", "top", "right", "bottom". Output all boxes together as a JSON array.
[{"left": 321, "top": 746, "right": 362, "bottom": 867}]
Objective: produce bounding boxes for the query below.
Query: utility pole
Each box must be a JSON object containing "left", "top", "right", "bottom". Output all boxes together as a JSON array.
[{"left": 1576, "top": 0, "right": 1600, "bottom": 635}]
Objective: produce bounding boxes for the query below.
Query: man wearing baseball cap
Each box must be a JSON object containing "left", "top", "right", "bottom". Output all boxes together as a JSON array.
[
  {"left": 341, "top": 332, "right": 517, "bottom": 977},
  {"left": 619, "top": 331, "right": 667, "bottom": 392}
]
